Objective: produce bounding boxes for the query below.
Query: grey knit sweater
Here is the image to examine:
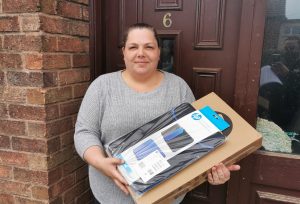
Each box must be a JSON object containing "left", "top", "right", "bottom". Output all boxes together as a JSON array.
[{"left": 74, "top": 70, "right": 195, "bottom": 204}]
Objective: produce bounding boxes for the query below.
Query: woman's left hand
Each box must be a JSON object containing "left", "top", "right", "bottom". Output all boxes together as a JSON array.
[{"left": 207, "top": 163, "right": 240, "bottom": 185}]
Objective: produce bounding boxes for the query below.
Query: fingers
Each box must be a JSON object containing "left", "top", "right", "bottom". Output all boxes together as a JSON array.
[
  {"left": 208, "top": 163, "right": 236, "bottom": 185},
  {"left": 109, "top": 157, "right": 124, "bottom": 165},
  {"left": 112, "top": 168, "right": 128, "bottom": 186},
  {"left": 210, "top": 164, "right": 227, "bottom": 185},
  {"left": 207, "top": 171, "right": 213, "bottom": 184},
  {"left": 114, "top": 179, "right": 129, "bottom": 195},
  {"left": 96, "top": 157, "right": 129, "bottom": 194},
  {"left": 227, "top": 164, "right": 241, "bottom": 171}
]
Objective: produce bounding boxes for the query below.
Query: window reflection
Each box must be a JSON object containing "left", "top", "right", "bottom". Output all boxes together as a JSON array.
[
  {"left": 257, "top": 0, "right": 300, "bottom": 154},
  {"left": 158, "top": 38, "right": 174, "bottom": 73}
]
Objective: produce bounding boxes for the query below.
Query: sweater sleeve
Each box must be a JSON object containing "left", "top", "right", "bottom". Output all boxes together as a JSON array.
[
  {"left": 184, "top": 83, "right": 196, "bottom": 103},
  {"left": 180, "top": 78, "right": 196, "bottom": 103},
  {"left": 74, "top": 78, "right": 105, "bottom": 159}
]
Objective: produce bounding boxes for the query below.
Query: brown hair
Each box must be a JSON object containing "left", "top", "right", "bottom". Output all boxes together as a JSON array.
[{"left": 122, "top": 23, "right": 160, "bottom": 48}]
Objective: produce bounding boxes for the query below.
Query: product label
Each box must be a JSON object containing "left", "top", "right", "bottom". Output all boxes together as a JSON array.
[{"left": 134, "top": 150, "right": 170, "bottom": 183}]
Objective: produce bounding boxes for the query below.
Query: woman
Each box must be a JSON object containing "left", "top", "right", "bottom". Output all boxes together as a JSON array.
[{"left": 74, "top": 23, "right": 240, "bottom": 204}]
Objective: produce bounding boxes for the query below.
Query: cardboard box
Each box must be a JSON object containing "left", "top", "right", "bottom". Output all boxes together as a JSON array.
[{"left": 131, "top": 92, "right": 262, "bottom": 204}]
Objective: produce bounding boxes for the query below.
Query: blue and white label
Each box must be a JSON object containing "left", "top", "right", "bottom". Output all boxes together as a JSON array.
[
  {"left": 199, "top": 106, "right": 230, "bottom": 131},
  {"left": 117, "top": 154, "right": 139, "bottom": 184}
]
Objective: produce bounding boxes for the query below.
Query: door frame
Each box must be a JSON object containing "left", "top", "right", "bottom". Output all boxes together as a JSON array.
[
  {"left": 233, "top": 0, "right": 266, "bottom": 126},
  {"left": 89, "top": 0, "right": 106, "bottom": 79}
]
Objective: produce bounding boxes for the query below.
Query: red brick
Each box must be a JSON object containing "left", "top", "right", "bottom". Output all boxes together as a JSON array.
[
  {"left": 82, "top": 6, "right": 89, "bottom": 21},
  {"left": 58, "top": 68, "right": 90, "bottom": 85},
  {"left": 0, "top": 71, "right": 4, "bottom": 85},
  {"left": 27, "top": 122, "right": 46, "bottom": 138},
  {"left": 62, "top": 156, "right": 85, "bottom": 176},
  {"left": 0, "top": 53, "right": 22, "bottom": 69},
  {"left": 60, "top": 100, "right": 81, "bottom": 117},
  {"left": 46, "top": 87, "right": 73, "bottom": 104},
  {"left": 28, "top": 154, "right": 47, "bottom": 170},
  {"left": 31, "top": 185, "right": 49, "bottom": 200},
  {"left": 49, "top": 174, "right": 75, "bottom": 198},
  {"left": 0, "top": 194, "right": 14, "bottom": 204},
  {"left": 21, "top": 15, "right": 40, "bottom": 32},
  {"left": 57, "top": 1, "right": 82, "bottom": 20},
  {"left": 0, "top": 150, "right": 29, "bottom": 167},
  {"left": 75, "top": 164, "right": 88, "bottom": 182},
  {"left": 27, "top": 87, "right": 72, "bottom": 105},
  {"left": 73, "top": 82, "right": 89, "bottom": 98},
  {"left": 12, "top": 137, "right": 47, "bottom": 153},
  {"left": 49, "top": 197, "right": 63, "bottom": 204},
  {"left": 0, "top": 36, "right": 3, "bottom": 49},
  {"left": 7, "top": 71, "right": 43, "bottom": 87},
  {"left": 47, "top": 117, "right": 73, "bottom": 137},
  {"left": 0, "top": 180, "right": 31, "bottom": 196},
  {"left": 42, "top": 35, "right": 57, "bottom": 52},
  {"left": 0, "top": 165, "right": 12, "bottom": 179},
  {"left": 0, "top": 103, "right": 8, "bottom": 119},
  {"left": 47, "top": 136, "right": 61, "bottom": 154},
  {"left": 69, "top": 21, "right": 89, "bottom": 37},
  {"left": 2, "top": 0, "right": 40, "bottom": 13},
  {"left": 12, "top": 73, "right": 57, "bottom": 92},
  {"left": 14, "top": 167, "right": 48, "bottom": 185},
  {"left": 25, "top": 54, "right": 43, "bottom": 69},
  {"left": 46, "top": 104, "right": 59, "bottom": 120},
  {"left": 43, "top": 54, "right": 71, "bottom": 69},
  {"left": 61, "top": 130, "right": 74, "bottom": 148},
  {"left": 63, "top": 179, "right": 89, "bottom": 203},
  {"left": 72, "top": 54, "right": 90, "bottom": 67},
  {"left": 0, "top": 120, "right": 26, "bottom": 136},
  {"left": 40, "top": 15, "right": 69, "bottom": 34},
  {"left": 26, "top": 88, "right": 46, "bottom": 105},
  {"left": 0, "top": 16, "right": 20, "bottom": 32},
  {"left": 72, "top": 114, "right": 77, "bottom": 128},
  {"left": 0, "top": 135, "right": 10, "bottom": 149},
  {"left": 82, "top": 38, "right": 89, "bottom": 52},
  {"left": 3, "top": 35, "right": 42, "bottom": 51},
  {"left": 43, "top": 71, "right": 58, "bottom": 87},
  {"left": 48, "top": 167, "right": 62, "bottom": 185},
  {"left": 75, "top": 189, "right": 93, "bottom": 204},
  {"left": 48, "top": 146, "right": 74, "bottom": 169},
  {"left": 9, "top": 104, "right": 46, "bottom": 121},
  {"left": 57, "top": 37, "right": 86, "bottom": 52},
  {"left": 0, "top": 86, "right": 26, "bottom": 103},
  {"left": 40, "top": 0, "right": 57, "bottom": 14},
  {"left": 15, "top": 197, "right": 45, "bottom": 204}
]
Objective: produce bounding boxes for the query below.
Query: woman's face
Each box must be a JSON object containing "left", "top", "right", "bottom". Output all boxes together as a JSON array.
[{"left": 122, "top": 28, "right": 160, "bottom": 76}]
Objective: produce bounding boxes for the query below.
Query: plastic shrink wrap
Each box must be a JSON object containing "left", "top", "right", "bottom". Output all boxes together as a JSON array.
[{"left": 105, "top": 103, "right": 231, "bottom": 196}]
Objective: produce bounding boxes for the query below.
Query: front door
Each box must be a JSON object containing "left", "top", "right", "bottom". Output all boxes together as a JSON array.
[{"left": 90, "top": 0, "right": 299, "bottom": 203}]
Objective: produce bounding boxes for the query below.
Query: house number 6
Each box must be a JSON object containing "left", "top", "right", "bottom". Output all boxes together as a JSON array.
[{"left": 163, "top": 13, "right": 172, "bottom": 28}]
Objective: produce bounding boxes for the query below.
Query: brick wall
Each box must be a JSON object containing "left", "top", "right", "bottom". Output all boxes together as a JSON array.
[{"left": 0, "top": 0, "right": 92, "bottom": 203}]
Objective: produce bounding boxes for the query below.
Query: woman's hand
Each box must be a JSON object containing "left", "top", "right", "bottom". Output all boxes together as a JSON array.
[
  {"left": 83, "top": 146, "right": 129, "bottom": 195},
  {"left": 207, "top": 163, "right": 240, "bottom": 185},
  {"left": 97, "top": 157, "right": 129, "bottom": 195}
]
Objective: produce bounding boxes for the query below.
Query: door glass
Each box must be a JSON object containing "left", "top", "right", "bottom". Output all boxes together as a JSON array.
[
  {"left": 158, "top": 38, "right": 174, "bottom": 73},
  {"left": 257, "top": 0, "right": 300, "bottom": 155}
]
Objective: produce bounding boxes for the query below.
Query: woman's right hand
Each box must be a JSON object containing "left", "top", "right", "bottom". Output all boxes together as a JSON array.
[
  {"left": 97, "top": 157, "right": 129, "bottom": 194},
  {"left": 83, "top": 146, "right": 129, "bottom": 195}
]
